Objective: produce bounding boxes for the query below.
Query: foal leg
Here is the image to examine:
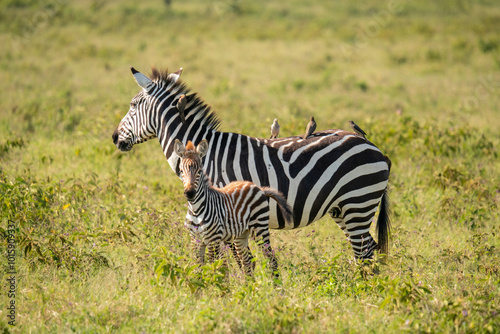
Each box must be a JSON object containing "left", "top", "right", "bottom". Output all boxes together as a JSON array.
[
  {"left": 234, "top": 232, "right": 255, "bottom": 275},
  {"left": 191, "top": 237, "right": 206, "bottom": 264},
  {"left": 227, "top": 241, "right": 252, "bottom": 270},
  {"left": 206, "top": 241, "right": 230, "bottom": 279},
  {"left": 207, "top": 241, "right": 221, "bottom": 263},
  {"left": 227, "top": 241, "right": 243, "bottom": 269}
]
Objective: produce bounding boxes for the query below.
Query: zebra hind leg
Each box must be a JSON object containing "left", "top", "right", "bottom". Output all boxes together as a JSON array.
[
  {"left": 335, "top": 189, "right": 391, "bottom": 263},
  {"left": 344, "top": 191, "right": 391, "bottom": 262},
  {"left": 350, "top": 231, "right": 379, "bottom": 260},
  {"left": 344, "top": 215, "right": 379, "bottom": 261},
  {"left": 330, "top": 208, "right": 351, "bottom": 243},
  {"left": 226, "top": 241, "right": 243, "bottom": 269}
]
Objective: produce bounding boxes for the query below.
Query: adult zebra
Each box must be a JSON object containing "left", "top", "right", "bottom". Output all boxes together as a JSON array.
[{"left": 112, "top": 67, "right": 391, "bottom": 259}]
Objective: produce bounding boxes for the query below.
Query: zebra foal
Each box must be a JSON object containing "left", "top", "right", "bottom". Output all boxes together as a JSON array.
[{"left": 174, "top": 139, "right": 293, "bottom": 276}]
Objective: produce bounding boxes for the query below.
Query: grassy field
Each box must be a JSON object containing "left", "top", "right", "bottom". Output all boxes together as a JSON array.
[{"left": 1, "top": 0, "right": 499, "bottom": 332}]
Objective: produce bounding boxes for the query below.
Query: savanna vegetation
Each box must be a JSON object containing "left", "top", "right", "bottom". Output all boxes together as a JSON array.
[{"left": 0, "top": 0, "right": 499, "bottom": 332}]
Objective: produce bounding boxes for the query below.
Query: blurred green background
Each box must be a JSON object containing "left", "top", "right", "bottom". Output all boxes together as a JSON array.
[{"left": 0, "top": 0, "right": 499, "bottom": 332}]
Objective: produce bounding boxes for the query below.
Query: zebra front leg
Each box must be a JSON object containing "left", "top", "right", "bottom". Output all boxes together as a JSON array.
[
  {"left": 234, "top": 232, "right": 255, "bottom": 276},
  {"left": 255, "top": 228, "right": 279, "bottom": 278},
  {"left": 207, "top": 241, "right": 230, "bottom": 277},
  {"left": 207, "top": 241, "right": 221, "bottom": 263}
]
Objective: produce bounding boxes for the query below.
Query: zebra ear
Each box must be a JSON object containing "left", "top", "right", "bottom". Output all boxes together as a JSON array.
[
  {"left": 174, "top": 139, "right": 186, "bottom": 157},
  {"left": 196, "top": 139, "right": 209, "bottom": 158},
  {"left": 131, "top": 67, "right": 155, "bottom": 93},
  {"left": 168, "top": 68, "right": 183, "bottom": 83}
]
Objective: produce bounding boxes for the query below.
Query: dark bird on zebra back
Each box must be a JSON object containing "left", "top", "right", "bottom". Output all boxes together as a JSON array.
[
  {"left": 303, "top": 116, "right": 316, "bottom": 139},
  {"left": 112, "top": 67, "right": 391, "bottom": 261},
  {"left": 349, "top": 120, "right": 367, "bottom": 138}
]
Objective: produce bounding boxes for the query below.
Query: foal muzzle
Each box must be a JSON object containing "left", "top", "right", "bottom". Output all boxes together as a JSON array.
[{"left": 184, "top": 187, "right": 196, "bottom": 201}]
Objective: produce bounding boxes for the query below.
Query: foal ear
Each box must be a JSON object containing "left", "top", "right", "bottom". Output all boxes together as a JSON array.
[
  {"left": 174, "top": 139, "right": 186, "bottom": 157},
  {"left": 196, "top": 139, "right": 209, "bottom": 158}
]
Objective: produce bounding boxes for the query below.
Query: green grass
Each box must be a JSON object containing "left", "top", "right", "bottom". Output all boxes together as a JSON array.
[{"left": 1, "top": 0, "right": 499, "bottom": 332}]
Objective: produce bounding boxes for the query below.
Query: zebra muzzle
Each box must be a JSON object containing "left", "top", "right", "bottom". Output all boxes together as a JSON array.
[
  {"left": 184, "top": 188, "right": 196, "bottom": 201},
  {"left": 117, "top": 140, "right": 132, "bottom": 151}
]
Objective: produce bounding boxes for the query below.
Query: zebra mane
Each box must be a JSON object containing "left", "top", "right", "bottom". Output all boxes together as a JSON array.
[
  {"left": 150, "top": 67, "right": 172, "bottom": 82},
  {"left": 150, "top": 67, "right": 221, "bottom": 131},
  {"left": 185, "top": 141, "right": 195, "bottom": 151}
]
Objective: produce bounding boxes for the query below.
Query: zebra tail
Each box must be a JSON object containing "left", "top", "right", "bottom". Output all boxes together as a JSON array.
[
  {"left": 376, "top": 188, "right": 391, "bottom": 256},
  {"left": 261, "top": 187, "right": 294, "bottom": 225}
]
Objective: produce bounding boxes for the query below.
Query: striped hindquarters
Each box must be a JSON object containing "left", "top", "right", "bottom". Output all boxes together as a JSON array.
[{"left": 219, "top": 182, "right": 271, "bottom": 238}]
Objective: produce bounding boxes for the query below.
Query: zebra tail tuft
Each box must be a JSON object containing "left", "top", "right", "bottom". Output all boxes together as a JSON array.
[
  {"left": 261, "top": 187, "right": 294, "bottom": 225},
  {"left": 376, "top": 188, "right": 391, "bottom": 256}
]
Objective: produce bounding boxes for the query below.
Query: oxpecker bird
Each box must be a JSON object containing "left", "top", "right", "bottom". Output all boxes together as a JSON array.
[
  {"left": 270, "top": 119, "right": 280, "bottom": 139},
  {"left": 177, "top": 95, "right": 187, "bottom": 123},
  {"left": 349, "top": 120, "right": 367, "bottom": 138},
  {"left": 303, "top": 117, "right": 316, "bottom": 139}
]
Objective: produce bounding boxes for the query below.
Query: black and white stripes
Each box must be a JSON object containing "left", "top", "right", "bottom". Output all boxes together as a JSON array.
[{"left": 113, "top": 67, "right": 391, "bottom": 260}]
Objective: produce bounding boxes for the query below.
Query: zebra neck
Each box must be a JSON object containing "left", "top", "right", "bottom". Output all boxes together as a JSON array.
[{"left": 153, "top": 93, "right": 218, "bottom": 175}]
